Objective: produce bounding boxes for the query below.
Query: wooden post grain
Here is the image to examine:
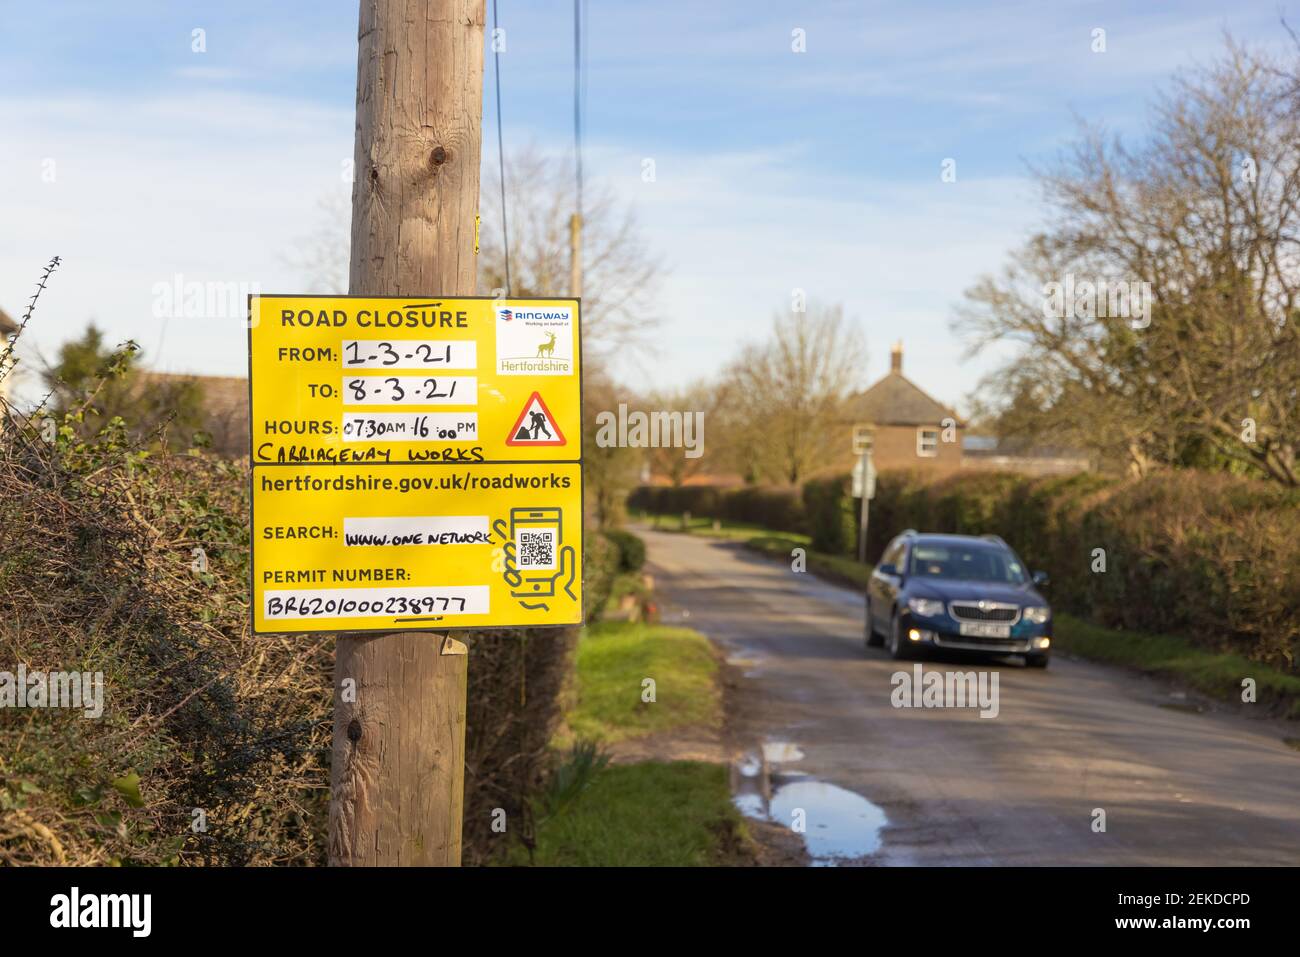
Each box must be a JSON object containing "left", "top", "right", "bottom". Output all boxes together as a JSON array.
[{"left": 329, "top": 0, "right": 485, "bottom": 867}]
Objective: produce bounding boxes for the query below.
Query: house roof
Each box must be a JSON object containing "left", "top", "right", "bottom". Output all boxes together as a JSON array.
[
  {"left": 845, "top": 343, "right": 961, "bottom": 427},
  {"left": 847, "top": 372, "right": 959, "bottom": 427}
]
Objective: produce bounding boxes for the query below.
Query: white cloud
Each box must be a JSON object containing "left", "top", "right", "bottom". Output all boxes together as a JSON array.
[
  {"left": 2, "top": 89, "right": 1042, "bottom": 418},
  {"left": 583, "top": 141, "right": 1038, "bottom": 414},
  {"left": 0, "top": 91, "right": 352, "bottom": 397}
]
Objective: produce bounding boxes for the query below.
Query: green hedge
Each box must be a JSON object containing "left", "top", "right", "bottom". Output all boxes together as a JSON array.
[
  {"left": 803, "top": 474, "right": 858, "bottom": 555},
  {"left": 583, "top": 530, "right": 621, "bottom": 623},
  {"left": 602, "top": 529, "right": 646, "bottom": 574},
  {"left": 627, "top": 484, "right": 805, "bottom": 535},
  {"left": 865, "top": 469, "right": 1300, "bottom": 673},
  {"left": 629, "top": 470, "right": 1300, "bottom": 673}
]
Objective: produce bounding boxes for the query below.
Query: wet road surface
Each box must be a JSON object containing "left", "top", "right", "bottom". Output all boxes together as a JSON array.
[{"left": 643, "top": 527, "right": 1300, "bottom": 866}]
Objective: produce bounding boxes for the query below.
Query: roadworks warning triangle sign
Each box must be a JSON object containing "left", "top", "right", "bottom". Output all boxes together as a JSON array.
[{"left": 505, "top": 391, "right": 566, "bottom": 446}]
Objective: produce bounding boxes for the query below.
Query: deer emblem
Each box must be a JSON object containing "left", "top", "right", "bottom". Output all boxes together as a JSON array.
[{"left": 536, "top": 331, "right": 557, "bottom": 358}]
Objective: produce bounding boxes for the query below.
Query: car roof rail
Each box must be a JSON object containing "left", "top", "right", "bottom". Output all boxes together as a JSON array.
[
  {"left": 981, "top": 534, "right": 1007, "bottom": 547},
  {"left": 901, "top": 528, "right": 918, "bottom": 537}
]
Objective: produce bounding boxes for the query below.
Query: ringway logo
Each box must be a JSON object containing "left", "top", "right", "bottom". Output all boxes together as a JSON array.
[
  {"left": 497, "top": 307, "right": 570, "bottom": 322},
  {"left": 496, "top": 305, "right": 574, "bottom": 375}
]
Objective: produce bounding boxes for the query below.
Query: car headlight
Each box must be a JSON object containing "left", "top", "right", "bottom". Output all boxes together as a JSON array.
[
  {"left": 907, "top": 597, "right": 945, "bottom": 618},
  {"left": 1023, "top": 606, "right": 1050, "bottom": 624}
]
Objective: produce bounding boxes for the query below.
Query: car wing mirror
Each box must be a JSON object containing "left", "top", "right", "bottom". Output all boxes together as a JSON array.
[
  {"left": 1032, "top": 570, "right": 1050, "bottom": 587},
  {"left": 876, "top": 562, "right": 896, "bottom": 576}
]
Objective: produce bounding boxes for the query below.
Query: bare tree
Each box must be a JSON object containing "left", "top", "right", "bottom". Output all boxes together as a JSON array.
[
  {"left": 583, "top": 368, "right": 643, "bottom": 527},
  {"left": 720, "top": 302, "right": 867, "bottom": 485},
  {"left": 283, "top": 191, "right": 352, "bottom": 294},
  {"left": 639, "top": 378, "right": 722, "bottom": 487},
  {"left": 478, "top": 145, "right": 661, "bottom": 360},
  {"left": 958, "top": 37, "right": 1300, "bottom": 484},
  {"left": 287, "top": 148, "right": 661, "bottom": 367}
]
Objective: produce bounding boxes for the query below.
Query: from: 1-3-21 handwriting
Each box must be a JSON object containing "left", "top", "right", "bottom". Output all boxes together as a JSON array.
[{"left": 342, "top": 340, "right": 476, "bottom": 369}]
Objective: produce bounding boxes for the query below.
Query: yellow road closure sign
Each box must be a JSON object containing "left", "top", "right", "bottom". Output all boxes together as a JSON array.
[{"left": 248, "top": 295, "right": 583, "bottom": 634}]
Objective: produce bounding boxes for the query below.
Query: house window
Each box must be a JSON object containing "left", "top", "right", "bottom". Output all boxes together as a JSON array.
[
  {"left": 916, "top": 428, "right": 939, "bottom": 457},
  {"left": 852, "top": 426, "right": 874, "bottom": 455}
]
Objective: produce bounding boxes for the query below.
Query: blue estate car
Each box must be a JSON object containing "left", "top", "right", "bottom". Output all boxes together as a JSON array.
[{"left": 865, "top": 530, "right": 1053, "bottom": 668}]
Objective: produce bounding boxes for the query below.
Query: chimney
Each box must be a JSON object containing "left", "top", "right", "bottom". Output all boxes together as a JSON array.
[{"left": 890, "top": 340, "right": 903, "bottom": 374}]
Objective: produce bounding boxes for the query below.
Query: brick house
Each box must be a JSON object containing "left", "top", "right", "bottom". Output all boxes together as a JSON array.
[{"left": 841, "top": 341, "right": 963, "bottom": 473}]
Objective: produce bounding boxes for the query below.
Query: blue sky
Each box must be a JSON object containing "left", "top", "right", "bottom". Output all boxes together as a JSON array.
[{"left": 1, "top": 0, "right": 1295, "bottom": 411}]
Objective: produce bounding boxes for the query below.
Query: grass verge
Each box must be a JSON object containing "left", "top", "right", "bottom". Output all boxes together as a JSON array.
[
  {"left": 565, "top": 621, "right": 720, "bottom": 744},
  {"left": 635, "top": 510, "right": 809, "bottom": 544},
  {"left": 634, "top": 511, "right": 864, "bottom": 586},
  {"left": 513, "top": 620, "right": 747, "bottom": 866},
  {"left": 1054, "top": 613, "right": 1300, "bottom": 718},
  {"left": 744, "top": 534, "right": 870, "bottom": 590},
  {"left": 508, "top": 760, "right": 747, "bottom": 866}
]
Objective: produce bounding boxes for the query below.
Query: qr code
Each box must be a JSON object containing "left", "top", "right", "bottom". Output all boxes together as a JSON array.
[{"left": 516, "top": 529, "right": 557, "bottom": 570}]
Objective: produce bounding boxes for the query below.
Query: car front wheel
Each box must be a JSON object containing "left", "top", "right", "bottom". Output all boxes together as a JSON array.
[
  {"left": 1025, "top": 654, "right": 1050, "bottom": 669},
  {"left": 888, "top": 612, "right": 913, "bottom": 660},
  {"left": 864, "top": 596, "right": 884, "bottom": 648}
]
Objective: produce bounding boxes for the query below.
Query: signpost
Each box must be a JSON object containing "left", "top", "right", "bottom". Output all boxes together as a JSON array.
[
  {"left": 853, "top": 447, "right": 876, "bottom": 564},
  {"left": 248, "top": 294, "right": 583, "bottom": 634}
]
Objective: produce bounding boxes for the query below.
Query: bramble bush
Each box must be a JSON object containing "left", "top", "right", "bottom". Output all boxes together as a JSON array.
[{"left": 0, "top": 264, "right": 618, "bottom": 865}]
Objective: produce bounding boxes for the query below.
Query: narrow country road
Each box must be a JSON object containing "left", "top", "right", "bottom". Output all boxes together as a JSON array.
[{"left": 641, "top": 527, "right": 1300, "bottom": 866}]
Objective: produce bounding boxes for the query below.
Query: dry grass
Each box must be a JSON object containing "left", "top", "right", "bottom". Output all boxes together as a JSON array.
[{"left": 0, "top": 424, "right": 333, "bottom": 865}]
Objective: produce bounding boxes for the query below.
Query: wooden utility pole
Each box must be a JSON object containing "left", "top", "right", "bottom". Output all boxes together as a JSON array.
[
  {"left": 569, "top": 213, "right": 582, "bottom": 298},
  {"left": 329, "top": 0, "right": 486, "bottom": 867}
]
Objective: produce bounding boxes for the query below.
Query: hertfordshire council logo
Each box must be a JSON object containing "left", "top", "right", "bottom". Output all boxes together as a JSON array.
[{"left": 495, "top": 305, "right": 574, "bottom": 375}]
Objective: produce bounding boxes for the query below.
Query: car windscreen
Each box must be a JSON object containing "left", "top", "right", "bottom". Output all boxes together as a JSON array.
[{"left": 908, "top": 543, "right": 1027, "bottom": 583}]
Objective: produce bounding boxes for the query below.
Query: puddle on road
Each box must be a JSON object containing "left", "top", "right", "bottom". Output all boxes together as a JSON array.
[
  {"left": 732, "top": 791, "right": 767, "bottom": 817},
  {"left": 732, "top": 741, "right": 887, "bottom": 866},
  {"left": 768, "top": 777, "right": 888, "bottom": 866}
]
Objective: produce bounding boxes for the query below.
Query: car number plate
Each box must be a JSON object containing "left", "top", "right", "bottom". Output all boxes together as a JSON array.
[{"left": 959, "top": 622, "right": 1011, "bottom": 638}]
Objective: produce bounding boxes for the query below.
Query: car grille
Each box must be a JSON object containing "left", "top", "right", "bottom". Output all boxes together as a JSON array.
[
  {"left": 948, "top": 602, "right": 1020, "bottom": 623},
  {"left": 939, "top": 633, "right": 1019, "bottom": 647}
]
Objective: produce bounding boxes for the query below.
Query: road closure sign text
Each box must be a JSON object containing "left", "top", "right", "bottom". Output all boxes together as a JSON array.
[{"left": 248, "top": 295, "right": 583, "bottom": 634}]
